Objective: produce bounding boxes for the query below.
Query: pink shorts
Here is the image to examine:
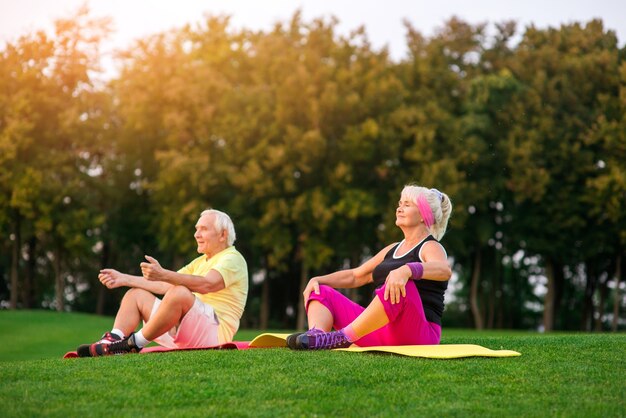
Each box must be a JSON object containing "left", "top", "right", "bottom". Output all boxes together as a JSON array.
[
  {"left": 306, "top": 283, "right": 441, "bottom": 346},
  {"left": 146, "top": 297, "right": 220, "bottom": 348}
]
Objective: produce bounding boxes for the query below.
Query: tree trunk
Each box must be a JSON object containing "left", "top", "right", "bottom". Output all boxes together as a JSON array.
[
  {"left": 553, "top": 261, "right": 564, "bottom": 328},
  {"left": 581, "top": 264, "right": 597, "bottom": 332},
  {"left": 173, "top": 254, "right": 184, "bottom": 270},
  {"left": 543, "top": 258, "right": 555, "bottom": 332},
  {"left": 470, "top": 250, "right": 483, "bottom": 330},
  {"left": 595, "top": 276, "right": 608, "bottom": 332},
  {"left": 495, "top": 259, "right": 504, "bottom": 329},
  {"left": 54, "top": 247, "right": 64, "bottom": 312},
  {"left": 296, "top": 262, "right": 309, "bottom": 331},
  {"left": 612, "top": 254, "right": 622, "bottom": 332},
  {"left": 22, "top": 236, "right": 36, "bottom": 309},
  {"left": 487, "top": 251, "right": 497, "bottom": 329},
  {"left": 96, "top": 240, "right": 110, "bottom": 315},
  {"left": 260, "top": 273, "right": 269, "bottom": 330},
  {"left": 9, "top": 211, "right": 21, "bottom": 309}
]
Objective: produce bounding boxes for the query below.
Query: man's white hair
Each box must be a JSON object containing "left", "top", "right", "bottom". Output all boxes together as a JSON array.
[{"left": 200, "top": 209, "right": 236, "bottom": 246}]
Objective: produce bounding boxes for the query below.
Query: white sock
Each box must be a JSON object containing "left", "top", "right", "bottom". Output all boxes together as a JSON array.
[
  {"left": 133, "top": 330, "right": 150, "bottom": 348},
  {"left": 111, "top": 329, "right": 125, "bottom": 339}
]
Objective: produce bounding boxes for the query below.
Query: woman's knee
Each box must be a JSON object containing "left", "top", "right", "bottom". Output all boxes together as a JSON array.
[
  {"left": 306, "top": 284, "right": 336, "bottom": 306},
  {"left": 306, "top": 285, "right": 339, "bottom": 314},
  {"left": 315, "top": 285, "right": 335, "bottom": 298}
]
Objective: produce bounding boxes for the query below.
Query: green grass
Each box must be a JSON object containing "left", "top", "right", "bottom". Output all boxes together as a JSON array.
[
  {"left": 0, "top": 310, "right": 263, "bottom": 362},
  {"left": 1, "top": 311, "right": 625, "bottom": 417}
]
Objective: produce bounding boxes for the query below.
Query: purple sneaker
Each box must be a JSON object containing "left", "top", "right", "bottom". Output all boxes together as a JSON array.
[
  {"left": 296, "top": 329, "right": 352, "bottom": 350},
  {"left": 286, "top": 327, "right": 324, "bottom": 350}
]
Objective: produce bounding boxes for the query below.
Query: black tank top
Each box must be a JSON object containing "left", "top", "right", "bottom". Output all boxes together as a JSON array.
[{"left": 372, "top": 236, "right": 448, "bottom": 325}]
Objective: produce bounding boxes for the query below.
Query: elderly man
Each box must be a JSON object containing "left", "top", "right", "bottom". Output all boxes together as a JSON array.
[{"left": 77, "top": 209, "right": 248, "bottom": 357}]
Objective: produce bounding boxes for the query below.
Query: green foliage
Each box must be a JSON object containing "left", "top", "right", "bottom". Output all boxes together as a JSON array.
[{"left": 0, "top": 9, "right": 624, "bottom": 331}]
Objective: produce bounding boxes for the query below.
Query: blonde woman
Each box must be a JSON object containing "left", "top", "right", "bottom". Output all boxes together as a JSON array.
[{"left": 288, "top": 185, "right": 452, "bottom": 350}]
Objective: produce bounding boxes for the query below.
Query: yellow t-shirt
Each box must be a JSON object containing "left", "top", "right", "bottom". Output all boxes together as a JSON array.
[{"left": 177, "top": 246, "right": 248, "bottom": 344}]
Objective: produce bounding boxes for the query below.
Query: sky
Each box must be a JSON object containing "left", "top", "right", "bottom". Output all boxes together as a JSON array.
[{"left": 1, "top": 0, "right": 625, "bottom": 64}]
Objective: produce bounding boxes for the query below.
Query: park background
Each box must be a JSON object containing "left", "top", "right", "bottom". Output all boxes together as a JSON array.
[{"left": 1, "top": 1, "right": 625, "bottom": 334}]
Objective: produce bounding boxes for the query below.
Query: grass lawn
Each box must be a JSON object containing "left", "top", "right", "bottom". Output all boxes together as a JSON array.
[{"left": 0, "top": 310, "right": 624, "bottom": 417}]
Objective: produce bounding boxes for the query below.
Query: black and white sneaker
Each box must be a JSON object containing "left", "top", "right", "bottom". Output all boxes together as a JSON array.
[
  {"left": 77, "top": 333, "right": 141, "bottom": 357},
  {"left": 96, "top": 332, "right": 122, "bottom": 344}
]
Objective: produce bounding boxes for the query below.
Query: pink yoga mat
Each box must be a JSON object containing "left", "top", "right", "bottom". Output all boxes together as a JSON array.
[{"left": 63, "top": 341, "right": 252, "bottom": 358}]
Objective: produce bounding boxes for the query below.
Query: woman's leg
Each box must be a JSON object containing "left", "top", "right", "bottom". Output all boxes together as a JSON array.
[
  {"left": 306, "top": 285, "right": 365, "bottom": 330},
  {"left": 287, "top": 285, "right": 365, "bottom": 349},
  {"left": 349, "top": 296, "right": 389, "bottom": 339},
  {"left": 353, "top": 282, "right": 441, "bottom": 346},
  {"left": 304, "top": 282, "right": 440, "bottom": 348},
  {"left": 306, "top": 301, "right": 334, "bottom": 331}
]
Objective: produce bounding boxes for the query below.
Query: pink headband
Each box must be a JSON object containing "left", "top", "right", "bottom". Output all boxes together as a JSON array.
[{"left": 416, "top": 194, "right": 435, "bottom": 228}]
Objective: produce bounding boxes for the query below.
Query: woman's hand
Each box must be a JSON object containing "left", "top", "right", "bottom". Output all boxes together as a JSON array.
[
  {"left": 98, "top": 269, "right": 126, "bottom": 289},
  {"left": 384, "top": 265, "right": 411, "bottom": 304},
  {"left": 303, "top": 278, "right": 321, "bottom": 305}
]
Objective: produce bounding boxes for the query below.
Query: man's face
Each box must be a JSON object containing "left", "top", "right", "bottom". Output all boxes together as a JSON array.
[{"left": 194, "top": 214, "right": 225, "bottom": 255}]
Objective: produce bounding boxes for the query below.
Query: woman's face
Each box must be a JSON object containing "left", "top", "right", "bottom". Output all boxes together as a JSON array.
[{"left": 395, "top": 195, "right": 422, "bottom": 227}]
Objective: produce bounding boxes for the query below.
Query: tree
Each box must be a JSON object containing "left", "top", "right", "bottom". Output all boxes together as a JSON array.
[
  {"left": 505, "top": 20, "right": 622, "bottom": 330},
  {"left": 0, "top": 6, "right": 110, "bottom": 310}
]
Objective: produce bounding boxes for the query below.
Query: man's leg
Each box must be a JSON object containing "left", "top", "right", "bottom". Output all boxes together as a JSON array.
[
  {"left": 139, "top": 285, "right": 195, "bottom": 341},
  {"left": 77, "top": 286, "right": 195, "bottom": 357},
  {"left": 112, "top": 288, "right": 158, "bottom": 336},
  {"left": 85, "top": 288, "right": 156, "bottom": 345}
]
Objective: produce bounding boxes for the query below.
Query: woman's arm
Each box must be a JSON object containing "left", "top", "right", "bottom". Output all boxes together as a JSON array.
[
  {"left": 416, "top": 241, "right": 452, "bottom": 280},
  {"left": 302, "top": 243, "right": 396, "bottom": 302},
  {"left": 384, "top": 241, "right": 451, "bottom": 303}
]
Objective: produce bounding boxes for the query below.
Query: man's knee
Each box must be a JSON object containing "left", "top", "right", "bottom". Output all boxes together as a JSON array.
[
  {"left": 123, "top": 288, "right": 152, "bottom": 302},
  {"left": 163, "top": 285, "right": 195, "bottom": 305}
]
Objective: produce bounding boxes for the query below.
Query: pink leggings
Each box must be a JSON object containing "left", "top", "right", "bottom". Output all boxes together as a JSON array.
[{"left": 306, "top": 283, "right": 441, "bottom": 346}]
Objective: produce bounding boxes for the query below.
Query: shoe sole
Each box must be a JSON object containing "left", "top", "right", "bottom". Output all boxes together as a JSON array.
[{"left": 286, "top": 333, "right": 304, "bottom": 350}]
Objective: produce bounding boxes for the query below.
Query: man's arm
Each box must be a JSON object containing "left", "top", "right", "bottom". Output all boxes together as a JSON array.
[
  {"left": 99, "top": 269, "right": 173, "bottom": 295},
  {"left": 140, "top": 256, "right": 226, "bottom": 293}
]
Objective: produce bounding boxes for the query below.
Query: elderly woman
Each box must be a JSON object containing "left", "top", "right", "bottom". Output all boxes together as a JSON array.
[{"left": 288, "top": 184, "right": 452, "bottom": 350}]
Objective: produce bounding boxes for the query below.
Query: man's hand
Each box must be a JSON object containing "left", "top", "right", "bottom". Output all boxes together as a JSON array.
[
  {"left": 384, "top": 265, "right": 411, "bottom": 304},
  {"left": 302, "top": 278, "right": 321, "bottom": 306},
  {"left": 99, "top": 269, "right": 126, "bottom": 289},
  {"left": 140, "top": 255, "right": 166, "bottom": 281}
]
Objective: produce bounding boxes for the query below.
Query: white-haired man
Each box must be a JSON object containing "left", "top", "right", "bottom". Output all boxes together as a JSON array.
[{"left": 77, "top": 209, "right": 248, "bottom": 356}]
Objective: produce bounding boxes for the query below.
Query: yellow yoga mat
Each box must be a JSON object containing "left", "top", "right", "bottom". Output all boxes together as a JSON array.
[
  {"left": 248, "top": 333, "right": 521, "bottom": 358},
  {"left": 249, "top": 333, "right": 290, "bottom": 347}
]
